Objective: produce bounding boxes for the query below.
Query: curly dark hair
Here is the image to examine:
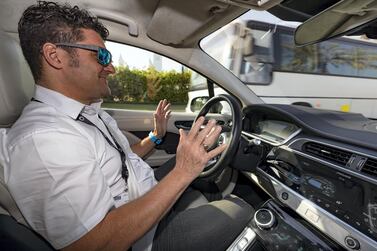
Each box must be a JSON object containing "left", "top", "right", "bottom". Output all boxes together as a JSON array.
[{"left": 18, "top": 1, "right": 109, "bottom": 82}]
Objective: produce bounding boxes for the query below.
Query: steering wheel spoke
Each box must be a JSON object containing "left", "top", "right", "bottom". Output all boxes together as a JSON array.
[
  {"left": 220, "top": 124, "right": 232, "bottom": 133},
  {"left": 204, "top": 157, "right": 219, "bottom": 168}
]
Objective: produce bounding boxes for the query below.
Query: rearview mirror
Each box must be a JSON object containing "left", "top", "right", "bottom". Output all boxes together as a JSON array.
[{"left": 295, "top": 0, "right": 377, "bottom": 46}]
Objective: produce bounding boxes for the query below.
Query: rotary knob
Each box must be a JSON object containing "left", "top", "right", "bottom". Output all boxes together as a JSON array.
[
  {"left": 345, "top": 236, "right": 360, "bottom": 250},
  {"left": 254, "top": 208, "right": 276, "bottom": 230}
]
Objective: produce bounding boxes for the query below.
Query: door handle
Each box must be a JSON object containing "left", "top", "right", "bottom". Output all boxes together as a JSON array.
[{"left": 174, "top": 120, "right": 193, "bottom": 130}]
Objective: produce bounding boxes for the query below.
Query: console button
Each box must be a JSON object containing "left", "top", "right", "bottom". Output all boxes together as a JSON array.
[
  {"left": 237, "top": 237, "right": 248, "bottom": 250},
  {"left": 354, "top": 220, "right": 362, "bottom": 228},
  {"left": 281, "top": 192, "right": 289, "bottom": 200},
  {"left": 343, "top": 214, "right": 351, "bottom": 221},
  {"left": 345, "top": 236, "right": 360, "bottom": 250},
  {"left": 334, "top": 208, "right": 346, "bottom": 217},
  {"left": 305, "top": 209, "right": 319, "bottom": 223}
]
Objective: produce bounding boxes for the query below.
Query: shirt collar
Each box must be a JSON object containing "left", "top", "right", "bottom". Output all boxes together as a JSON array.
[{"left": 34, "top": 85, "right": 103, "bottom": 119}]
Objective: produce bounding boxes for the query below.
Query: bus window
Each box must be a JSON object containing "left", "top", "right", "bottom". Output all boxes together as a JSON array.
[
  {"left": 320, "top": 39, "right": 377, "bottom": 78},
  {"left": 278, "top": 32, "right": 321, "bottom": 73},
  {"left": 276, "top": 31, "right": 377, "bottom": 79},
  {"left": 241, "top": 28, "right": 273, "bottom": 84}
]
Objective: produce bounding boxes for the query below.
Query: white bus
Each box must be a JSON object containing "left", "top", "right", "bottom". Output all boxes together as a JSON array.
[{"left": 189, "top": 15, "right": 377, "bottom": 119}]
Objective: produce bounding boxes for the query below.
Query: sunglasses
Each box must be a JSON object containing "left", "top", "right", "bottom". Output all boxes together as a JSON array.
[{"left": 55, "top": 43, "right": 112, "bottom": 66}]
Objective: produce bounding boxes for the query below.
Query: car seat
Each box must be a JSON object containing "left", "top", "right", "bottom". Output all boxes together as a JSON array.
[{"left": 0, "top": 30, "right": 55, "bottom": 251}]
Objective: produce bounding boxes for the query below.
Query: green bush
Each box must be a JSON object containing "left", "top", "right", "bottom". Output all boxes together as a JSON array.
[{"left": 105, "top": 66, "right": 190, "bottom": 104}]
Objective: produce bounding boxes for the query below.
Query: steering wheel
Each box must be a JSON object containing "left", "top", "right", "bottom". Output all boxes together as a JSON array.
[{"left": 194, "top": 94, "right": 242, "bottom": 178}]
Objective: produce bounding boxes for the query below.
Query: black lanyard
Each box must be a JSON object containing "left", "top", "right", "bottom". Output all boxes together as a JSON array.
[
  {"left": 76, "top": 114, "right": 128, "bottom": 180},
  {"left": 32, "top": 98, "right": 129, "bottom": 180}
]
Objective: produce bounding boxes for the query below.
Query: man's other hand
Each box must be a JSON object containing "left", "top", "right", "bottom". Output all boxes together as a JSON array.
[{"left": 153, "top": 99, "right": 171, "bottom": 139}]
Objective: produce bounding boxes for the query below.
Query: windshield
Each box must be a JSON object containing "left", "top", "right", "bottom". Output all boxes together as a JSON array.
[{"left": 200, "top": 10, "right": 377, "bottom": 119}]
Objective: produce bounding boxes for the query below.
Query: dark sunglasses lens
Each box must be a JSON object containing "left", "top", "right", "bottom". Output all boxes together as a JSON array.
[{"left": 98, "top": 48, "right": 111, "bottom": 66}]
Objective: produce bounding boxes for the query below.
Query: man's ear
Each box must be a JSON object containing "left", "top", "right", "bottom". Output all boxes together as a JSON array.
[{"left": 41, "top": 43, "right": 63, "bottom": 69}]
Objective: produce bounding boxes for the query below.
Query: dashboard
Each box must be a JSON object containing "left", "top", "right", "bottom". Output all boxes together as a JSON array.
[{"left": 237, "top": 104, "right": 377, "bottom": 251}]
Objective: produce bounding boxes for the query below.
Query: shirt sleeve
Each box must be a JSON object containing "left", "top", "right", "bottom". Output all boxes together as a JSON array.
[{"left": 6, "top": 128, "right": 114, "bottom": 249}]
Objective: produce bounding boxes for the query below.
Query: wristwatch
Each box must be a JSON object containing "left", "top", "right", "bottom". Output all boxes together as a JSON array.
[{"left": 149, "top": 131, "right": 163, "bottom": 145}]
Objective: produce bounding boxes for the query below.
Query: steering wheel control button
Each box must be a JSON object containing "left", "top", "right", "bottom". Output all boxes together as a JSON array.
[
  {"left": 345, "top": 236, "right": 360, "bottom": 250},
  {"left": 254, "top": 208, "right": 275, "bottom": 230}
]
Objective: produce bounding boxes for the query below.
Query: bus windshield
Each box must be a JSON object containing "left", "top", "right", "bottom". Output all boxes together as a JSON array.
[{"left": 199, "top": 10, "right": 377, "bottom": 119}]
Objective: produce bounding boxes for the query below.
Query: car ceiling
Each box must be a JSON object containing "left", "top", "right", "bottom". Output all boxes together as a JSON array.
[{"left": 1, "top": 0, "right": 377, "bottom": 47}]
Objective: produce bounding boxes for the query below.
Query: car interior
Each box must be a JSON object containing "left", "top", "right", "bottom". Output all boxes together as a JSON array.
[{"left": 1, "top": 0, "right": 377, "bottom": 250}]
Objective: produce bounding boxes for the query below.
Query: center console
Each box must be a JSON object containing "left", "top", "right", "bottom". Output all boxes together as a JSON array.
[
  {"left": 227, "top": 200, "right": 343, "bottom": 251},
  {"left": 267, "top": 145, "right": 377, "bottom": 241}
]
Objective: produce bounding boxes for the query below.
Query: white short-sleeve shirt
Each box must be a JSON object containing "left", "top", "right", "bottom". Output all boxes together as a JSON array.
[{"left": 3, "top": 85, "right": 157, "bottom": 249}]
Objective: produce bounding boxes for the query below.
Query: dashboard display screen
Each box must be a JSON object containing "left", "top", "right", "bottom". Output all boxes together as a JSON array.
[{"left": 254, "top": 120, "right": 300, "bottom": 143}]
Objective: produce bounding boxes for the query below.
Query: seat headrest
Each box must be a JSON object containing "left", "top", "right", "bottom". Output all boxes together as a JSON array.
[{"left": 0, "top": 31, "right": 34, "bottom": 127}]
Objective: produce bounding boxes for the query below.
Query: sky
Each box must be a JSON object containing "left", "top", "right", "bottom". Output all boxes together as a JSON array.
[{"left": 106, "top": 41, "right": 183, "bottom": 71}]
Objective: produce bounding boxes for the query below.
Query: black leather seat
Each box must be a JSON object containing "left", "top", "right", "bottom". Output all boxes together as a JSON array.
[{"left": 0, "top": 214, "right": 55, "bottom": 251}]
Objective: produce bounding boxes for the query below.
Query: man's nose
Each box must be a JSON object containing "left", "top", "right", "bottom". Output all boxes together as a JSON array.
[{"left": 104, "top": 63, "right": 115, "bottom": 74}]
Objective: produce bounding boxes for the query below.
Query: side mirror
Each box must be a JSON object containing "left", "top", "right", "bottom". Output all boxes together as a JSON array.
[
  {"left": 190, "top": 96, "right": 226, "bottom": 114},
  {"left": 190, "top": 96, "right": 209, "bottom": 112}
]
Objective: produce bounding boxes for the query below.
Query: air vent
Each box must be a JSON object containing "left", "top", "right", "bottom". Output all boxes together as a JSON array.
[
  {"left": 362, "top": 158, "right": 377, "bottom": 178},
  {"left": 303, "top": 142, "right": 352, "bottom": 166}
]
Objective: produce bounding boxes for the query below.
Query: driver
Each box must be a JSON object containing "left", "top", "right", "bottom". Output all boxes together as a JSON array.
[{"left": 4, "top": 1, "right": 253, "bottom": 251}]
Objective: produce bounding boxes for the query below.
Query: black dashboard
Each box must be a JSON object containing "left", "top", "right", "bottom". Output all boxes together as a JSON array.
[{"left": 236, "top": 104, "right": 377, "bottom": 251}]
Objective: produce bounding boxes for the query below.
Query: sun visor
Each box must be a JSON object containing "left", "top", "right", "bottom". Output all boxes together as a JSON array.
[
  {"left": 147, "top": 0, "right": 282, "bottom": 46},
  {"left": 295, "top": 0, "right": 377, "bottom": 46},
  {"left": 147, "top": 0, "right": 230, "bottom": 46}
]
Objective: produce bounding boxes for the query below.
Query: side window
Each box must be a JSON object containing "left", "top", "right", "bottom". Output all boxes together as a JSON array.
[{"left": 104, "top": 41, "right": 211, "bottom": 112}]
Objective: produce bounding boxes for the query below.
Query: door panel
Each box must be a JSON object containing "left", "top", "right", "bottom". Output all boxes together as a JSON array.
[{"left": 106, "top": 109, "right": 197, "bottom": 167}]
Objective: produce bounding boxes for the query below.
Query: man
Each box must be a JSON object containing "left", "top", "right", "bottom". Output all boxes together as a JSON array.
[{"left": 5, "top": 1, "right": 253, "bottom": 251}]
